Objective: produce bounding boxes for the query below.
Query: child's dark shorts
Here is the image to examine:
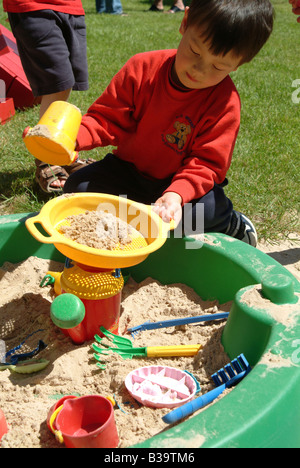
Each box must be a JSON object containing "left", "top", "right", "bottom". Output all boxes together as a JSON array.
[{"left": 8, "top": 10, "right": 89, "bottom": 97}]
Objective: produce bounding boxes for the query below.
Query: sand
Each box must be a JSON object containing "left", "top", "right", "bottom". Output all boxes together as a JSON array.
[
  {"left": 59, "top": 210, "right": 141, "bottom": 250},
  {"left": 0, "top": 234, "right": 299, "bottom": 448},
  {"left": 0, "top": 257, "right": 231, "bottom": 448}
]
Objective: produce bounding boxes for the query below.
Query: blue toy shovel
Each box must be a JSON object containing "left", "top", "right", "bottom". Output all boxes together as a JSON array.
[{"left": 162, "top": 354, "right": 251, "bottom": 425}]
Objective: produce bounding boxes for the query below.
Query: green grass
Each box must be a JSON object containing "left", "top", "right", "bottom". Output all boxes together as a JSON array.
[{"left": 0, "top": 0, "right": 299, "bottom": 241}]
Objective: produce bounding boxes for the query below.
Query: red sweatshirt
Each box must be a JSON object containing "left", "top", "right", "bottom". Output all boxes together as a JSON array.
[
  {"left": 77, "top": 50, "right": 241, "bottom": 205},
  {"left": 3, "top": 0, "right": 84, "bottom": 15}
]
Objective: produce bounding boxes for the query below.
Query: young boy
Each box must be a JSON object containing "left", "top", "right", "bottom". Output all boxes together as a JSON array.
[
  {"left": 3, "top": 0, "right": 92, "bottom": 192},
  {"left": 64, "top": 0, "right": 274, "bottom": 247}
]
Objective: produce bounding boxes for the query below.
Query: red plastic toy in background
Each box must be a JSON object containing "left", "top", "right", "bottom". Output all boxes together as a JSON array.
[
  {"left": 0, "top": 96, "right": 15, "bottom": 125},
  {"left": 0, "top": 408, "right": 8, "bottom": 442},
  {"left": 0, "top": 25, "right": 36, "bottom": 109},
  {"left": 0, "top": 25, "right": 18, "bottom": 57}
]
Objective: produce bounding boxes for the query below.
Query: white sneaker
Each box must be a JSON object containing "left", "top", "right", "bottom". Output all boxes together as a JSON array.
[{"left": 226, "top": 211, "right": 258, "bottom": 247}]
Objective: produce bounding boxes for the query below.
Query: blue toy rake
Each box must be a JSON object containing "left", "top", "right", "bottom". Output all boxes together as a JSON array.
[
  {"left": 162, "top": 354, "right": 251, "bottom": 425},
  {"left": 127, "top": 312, "right": 229, "bottom": 338}
]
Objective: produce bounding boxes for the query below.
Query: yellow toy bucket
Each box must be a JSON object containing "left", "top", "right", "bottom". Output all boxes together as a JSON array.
[
  {"left": 23, "top": 101, "right": 81, "bottom": 166},
  {"left": 25, "top": 193, "right": 174, "bottom": 269}
]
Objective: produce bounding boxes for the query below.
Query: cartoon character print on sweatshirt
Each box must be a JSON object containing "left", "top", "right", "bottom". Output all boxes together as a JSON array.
[
  {"left": 162, "top": 117, "right": 193, "bottom": 154},
  {"left": 166, "top": 121, "right": 191, "bottom": 150}
]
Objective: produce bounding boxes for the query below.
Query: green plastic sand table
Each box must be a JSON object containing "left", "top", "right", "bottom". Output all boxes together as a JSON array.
[{"left": 0, "top": 213, "right": 299, "bottom": 448}]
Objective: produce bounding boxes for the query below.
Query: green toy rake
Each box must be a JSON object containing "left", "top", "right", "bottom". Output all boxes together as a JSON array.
[{"left": 93, "top": 327, "right": 202, "bottom": 369}]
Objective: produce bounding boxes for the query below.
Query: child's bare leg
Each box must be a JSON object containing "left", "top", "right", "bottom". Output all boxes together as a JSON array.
[
  {"left": 39, "top": 89, "right": 71, "bottom": 118},
  {"left": 173, "top": 0, "right": 185, "bottom": 9},
  {"left": 149, "top": 0, "right": 164, "bottom": 10},
  {"left": 155, "top": 0, "right": 164, "bottom": 8}
]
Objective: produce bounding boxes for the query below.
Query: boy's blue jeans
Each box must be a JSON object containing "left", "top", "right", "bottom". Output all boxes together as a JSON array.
[
  {"left": 64, "top": 153, "right": 233, "bottom": 236},
  {"left": 96, "top": 0, "right": 123, "bottom": 14}
]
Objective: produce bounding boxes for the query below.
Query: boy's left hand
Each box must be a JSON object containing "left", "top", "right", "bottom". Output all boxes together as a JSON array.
[{"left": 153, "top": 192, "right": 183, "bottom": 227}]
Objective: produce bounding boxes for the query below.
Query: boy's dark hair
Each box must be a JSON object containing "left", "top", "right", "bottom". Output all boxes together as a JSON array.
[{"left": 187, "top": 0, "right": 274, "bottom": 64}]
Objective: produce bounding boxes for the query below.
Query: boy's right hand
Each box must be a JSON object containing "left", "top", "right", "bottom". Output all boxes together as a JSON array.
[{"left": 153, "top": 192, "right": 183, "bottom": 227}]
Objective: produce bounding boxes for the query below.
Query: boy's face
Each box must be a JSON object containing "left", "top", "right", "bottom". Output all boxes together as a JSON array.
[{"left": 172, "top": 8, "right": 242, "bottom": 90}]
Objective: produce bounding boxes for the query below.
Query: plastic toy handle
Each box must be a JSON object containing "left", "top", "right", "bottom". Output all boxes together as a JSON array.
[
  {"left": 146, "top": 344, "right": 202, "bottom": 358},
  {"left": 49, "top": 405, "right": 65, "bottom": 444},
  {"left": 160, "top": 218, "right": 176, "bottom": 236},
  {"left": 25, "top": 215, "right": 64, "bottom": 245},
  {"left": 46, "top": 271, "right": 62, "bottom": 296},
  {"left": 149, "top": 206, "right": 176, "bottom": 236},
  {"left": 162, "top": 384, "right": 226, "bottom": 425}
]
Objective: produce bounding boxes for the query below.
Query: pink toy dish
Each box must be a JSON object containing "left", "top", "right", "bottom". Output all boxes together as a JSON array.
[{"left": 125, "top": 365, "right": 197, "bottom": 409}]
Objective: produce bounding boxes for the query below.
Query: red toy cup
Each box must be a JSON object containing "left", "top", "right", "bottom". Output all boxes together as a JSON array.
[{"left": 48, "top": 395, "right": 119, "bottom": 448}]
